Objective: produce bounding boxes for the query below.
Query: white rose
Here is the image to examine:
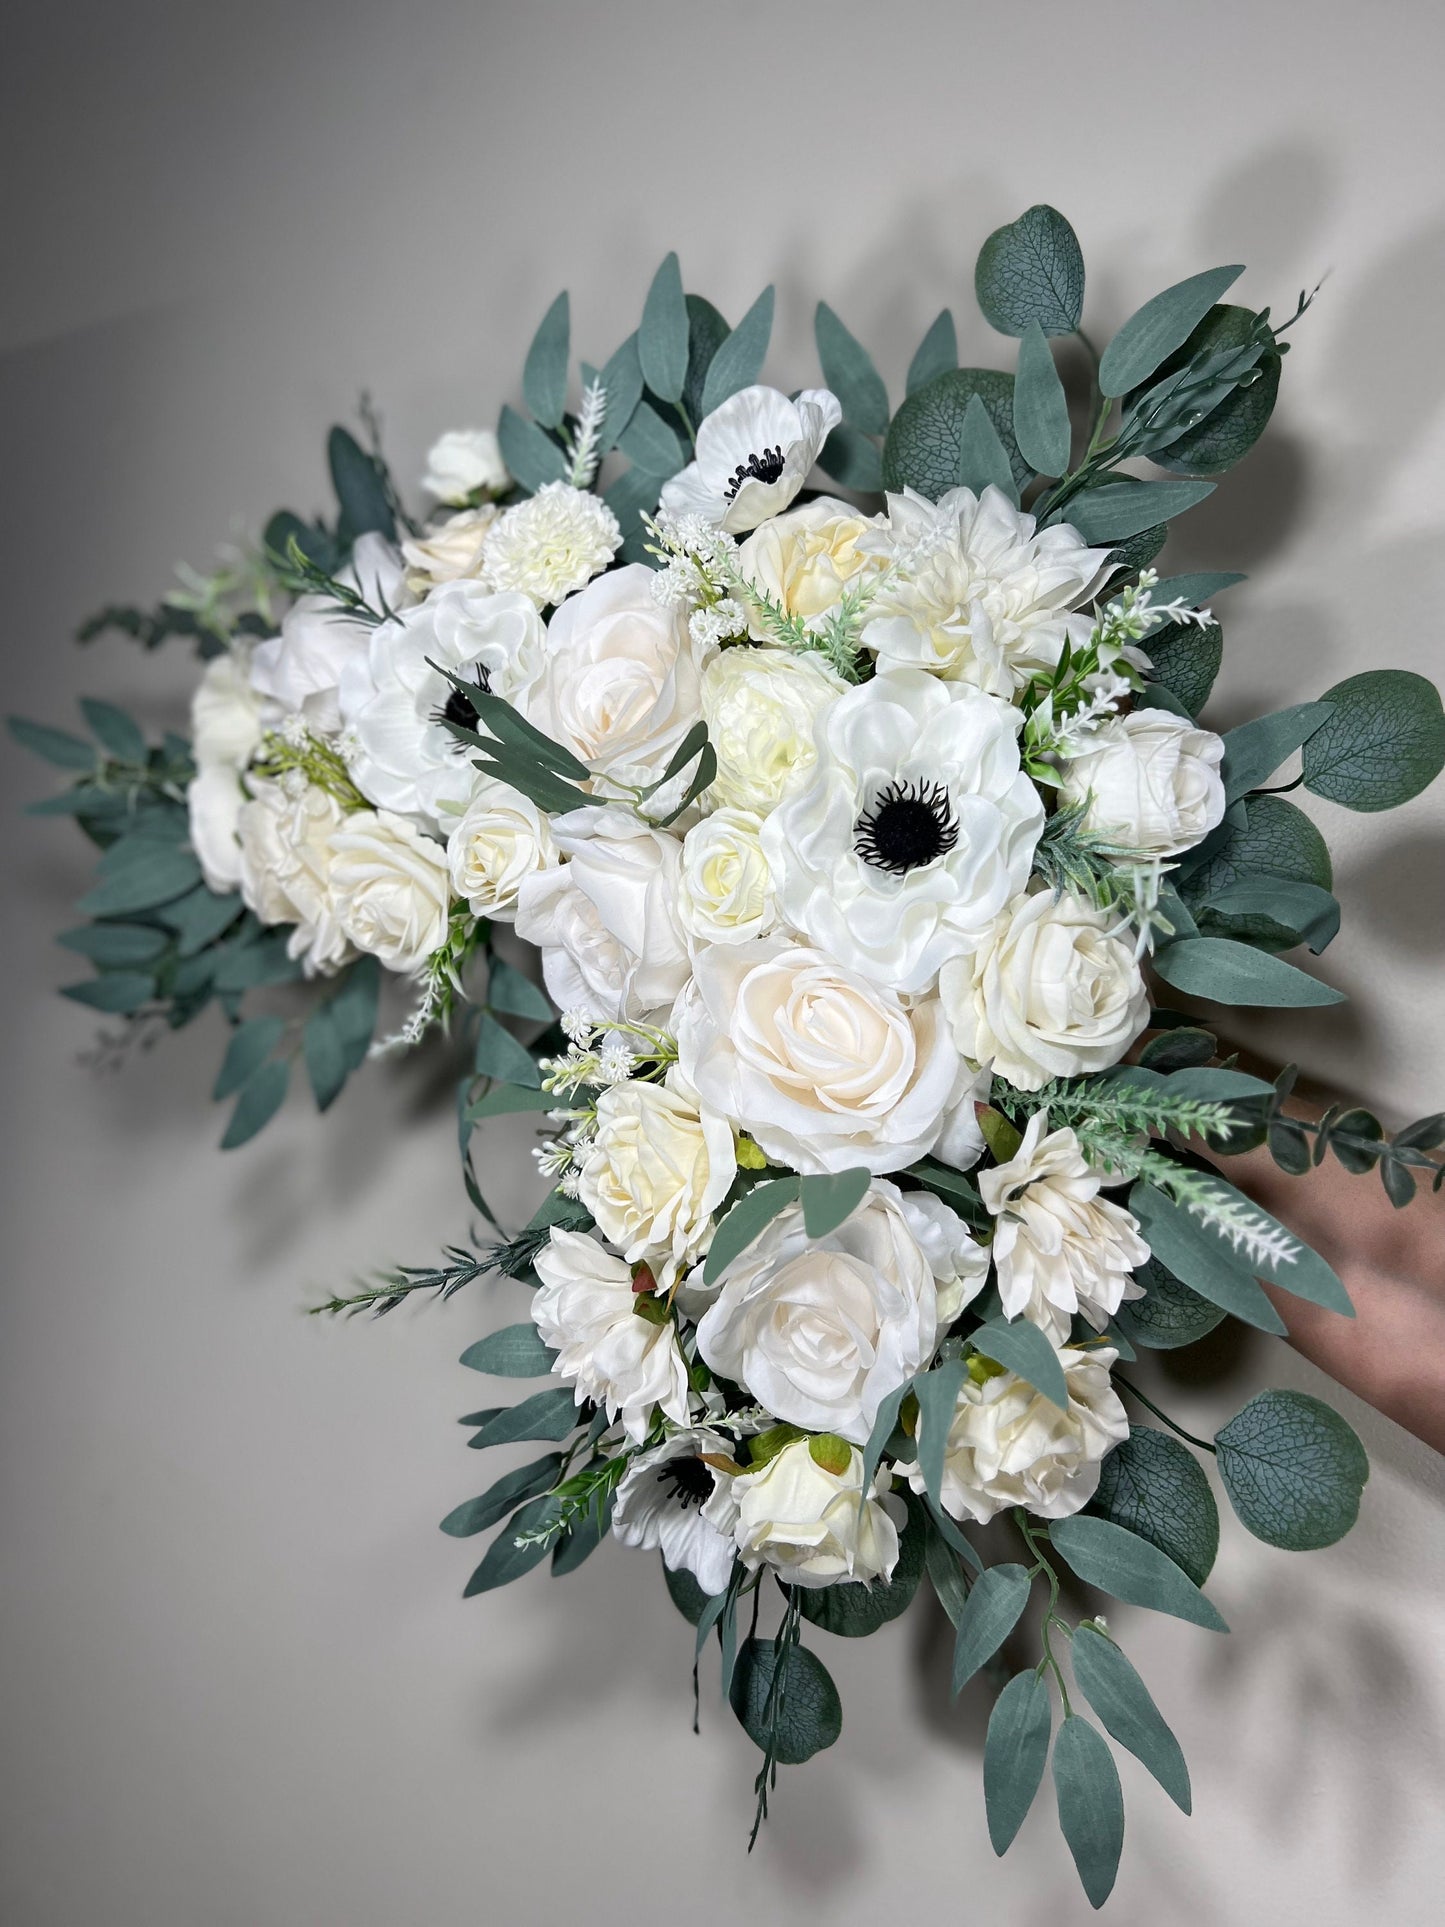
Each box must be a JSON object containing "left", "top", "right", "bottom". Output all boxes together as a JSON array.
[
  {"left": 187, "top": 762, "right": 247, "bottom": 893},
  {"left": 401, "top": 506, "right": 498, "bottom": 592},
  {"left": 576, "top": 1072, "right": 738, "bottom": 1287},
  {"left": 249, "top": 533, "right": 405, "bottom": 738},
  {"left": 940, "top": 887, "right": 1149, "bottom": 1091},
  {"left": 531, "top": 1229, "right": 691, "bottom": 1444},
  {"left": 736, "top": 496, "right": 882, "bottom": 640},
  {"left": 328, "top": 808, "right": 451, "bottom": 975},
  {"left": 727, "top": 1437, "right": 901, "bottom": 1589},
  {"left": 697, "top": 1181, "right": 940, "bottom": 1444},
  {"left": 191, "top": 649, "right": 264, "bottom": 769},
  {"left": 902, "top": 1343, "right": 1129, "bottom": 1524},
  {"left": 979, "top": 1113, "right": 1149, "bottom": 1342},
  {"left": 514, "top": 807, "right": 690, "bottom": 1024},
  {"left": 446, "top": 775, "right": 557, "bottom": 921},
  {"left": 898, "top": 1190, "right": 991, "bottom": 1325},
  {"left": 700, "top": 645, "right": 845, "bottom": 816},
  {"left": 676, "top": 937, "right": 964, "bottom": 1176},
  {"left": 522, "top": 564, "right": 709, "bottom": 792},
  {"left": 612, "top": 1428, "right": 740, "bottom": 1596},
  {"left": 421, "top": 427, "right": 508, "bottom": 505},
  {"left": 1057, "top": 709, "right": 1227, "bottom": 857},
  {"left": 677, "top": 808, "right": 778, "bottom": 947},
  {"left": 236, "top": 780, "right": 354, "bottom": 975}
]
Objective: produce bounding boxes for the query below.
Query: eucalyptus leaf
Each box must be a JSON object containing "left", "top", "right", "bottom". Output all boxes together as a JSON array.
[
  {"left": 1090, "top": 1425, "right": 1220, "bottom": 1586},
  {"left": 1145, "top": 619, "right": 1222, "bottom": 717},
  {"left": 1145, "top": 305, "right": 1281, "bottom": 476},
  {"left": 459, "top": 1323, "right": 558, "bottom": 1377},
  {"left": 61, "top": 972, "right": 154, "bottom": 1013},
  {"left": 1127, "top": 1183, "right": 1287, "bottom": 1334},
  {"left": 906, "top": 309, "right": 958, "bottom": 394},
  {"left": 1098, "top": 265, "right": 1244, "bottom": 396},
  {"left": 1221, "top": 701, "right": 1334, "bottom": 804},
  {"left": 1178, "top": 793, "right": 1333, "bottom": 902},
  {"left": 882, "top": 368, "right": 1027, "bottom": 500},
  {"left": 913, "top": 1360, "right": 967, "bottom": 1507},
  {"left": 328, "top": 425, "right": 395, "bottom": 540},
  {"left": 975, "top": 205, "right": 1085, "bottom": 337},
  {"left": 1214, "top": 1389, "right": 1368, "bottom": 1550},
  {"left": 1047, "top": 1515, "right": 1228, "bottom": 1631},
  {"left": 485, "top": 954, "right": 553, "bottom": 1021},
  {"left": 728, "top": 1638, "right": 842, "bottom": 1763},
  {"left": 700, "top": 286, "right": 775, "bottom": 417},
  {"left": 1201, "top": 878, "right": 1340, "bottom": 953},
  {"left": 639, "top": 253, "right": 689, "bottom": 405},
  {"left": 799, "top": 1167, "right": 870, "bottom": 1239},
  {"left": 77, "top": 839, "right": 202, "bottom": 917},
  {"left": 596, "top": 334, "right": 644, "bottom": 453},
  {"left": 616, "top": 399, "right": 688, "bottom": 477},
  {"left": 474, "top": 1010, "right": 542, "bottom": 1087},
  {"left": 957, "top": 392, "right": 1019, "bottom": 502},
  {"left": 213, "top": 1017, "right": 286, "bottom": 1100},
  {"left": 467, "top": 1387, "right": 579, "bottom": 1448},
  {"left": 924, "top": 1520, "right": 971, "bottom": 1628},
  {"left": 1012, "top": 321, "right": 1072, "bottom": 476},
  {"left": 984, "top": 1670, "right": 1052, "bottom": 1854},
  {"left": 971, "top": 1318, "right": 1069, "bottom": 1409},
  {"left": 80, "top": 698, "right": 146, "bottom": 764},
  {"left": 466, "top": 1083, "right": 558, "bottom": 1121},
  {"left": 817, "top": 424, "right": 883, "bottom": 492},
  {"left": 1071, "top": 1625, "right": 1191, "bottom": 1812},
  {"left": 1301, "top": 669, "right": 1445, "bottom": 812},
  {"left": 58, "top": 922, "right": 169, "bottom": 967},
  {"left": 703, "top": 1177, "right": 800, "bottom": 1284},
  {"left": 522, "top": 291, "right": 570, "bottom": 429},
  {"left": 497, "top": 404, "right": 568, "bottom": 494},
  {"left": 1061, "top": 479, "right": 1214, "bottom": 543},
  {"left": 9, "top": 715, "right": 98, "bottom": 770},
  {"left": 801, "top": 1495, "right": 925, "bottom": 1637},
  {"left": 440, "top": 1454, "right": 563, "bottom": 1538},
  {"left": 1151, "top": 937, "right": 1344, "bottom": 1008},
  {"left": 1112, "top": 1261, "right": 1225, "bottom": 1353},
  {"left": 462, "top": 1496, "right": 561, "bottom": 1595},
  {"left": 951, "top": 1563, "right": 1031, "bottom": 1693},
  {"left": 302, "top": 1002, "right": 349, "bottom": 1111},
  {"left": 815, "top": 302, "right": 889, "bottom": 436},
  {"left": 1052, "top": 1715, "right": 1125, "bottom": 1907},
  {"left": 220, "top": 1056, "right": 290, "bottom": 1149}
]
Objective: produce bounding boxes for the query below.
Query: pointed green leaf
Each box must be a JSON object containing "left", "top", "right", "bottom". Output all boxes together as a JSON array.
[
  {"left": 1013, "top": 320, "right": 1071, "bottom": 476},
  {"left": 1047, "top": 1515, "right": 1228, "bottom": 1631},
  {"left": 913, "top": 1360, "right": 967, "bottom": 1507},
  {"left": 463, "top": 1495, "right": 561, "bottom": 1595},
  {"left": 80, "top": 698, "right": 146, "bottom": 764},
  {"left": 8, "top": 715, "right": 98, "bottom": 770},
  {"left": 328, "top": 425, "right": 395, "bottom": 539},
  {"left": 952, "top": 1563, "right": 1031, "bottom": 1692},
  {"left": 957, "top": 392, "right": 1018, "bottom": 502},
  {"left": 459, "top": 1322, "right": 558, "bottom": 1378},
  {"left": 213, "top": 1017, "right": 286, "bottom": 1100},
  {"left": 1221, "top": 701, "right": 1334, "bottom": 803},
  {"left": 984, "top": 1670, "right": 1052, "bottom": 1854},
  {"left": 467, "top": 1387, "right": 579, "bottom": 1448},
  {"left": 58, "top": 922, "right": 168, "bottom": 966},
  {"left": 800, "top": 1167, "right": 871, "bottom": 1239},
  {"left": 61, "top": 972, "right": 154, "bottom": 1014},
  {"left": 1098, "top": 264, "right": 1244, "bottom": 395},
  {"left": 971, "top": 1318, "right": 1069, "bottom": 1409},
  {"left": 440, "top": 1454, "right": 563, "bottom": 1538},
  {"left": 595, "top": 333, "right": 644, "bottom": 453},
  {"left": 639, "top": 253, "right": 689, "bottom": 404},
  {"left": 906, "top": 308, "right": 958, "bottom": 393},
  {"left": 466, "top": 1083, "right": 558, "bottom": 1121},
  {"left": 1061, "top": 478, "right": 1215, "bottom": 543},
  {"left": 302, "top": 1002, "right": 349, "bottom": 1111},
  {"left": 817, "top": 424, "right": 883, "bottom": 492},
  {"left": 1111, "top": 1261, "right": 1224, "bottom": 1354},
  {"left": 924, "top": 1519, "right": 971, "bottom": 1627},
  {"left": 1152, "top": 936, "right": 1344, "bottom": 1008},
  {"left": 485, "top": 953, "right": 553, "bottom": 1021},
  {"left": 496, "top": 403, "right": 567, "bottom": 493},
  {"left": 523, "top": 291, "right": 570, "bottom": 429},
  {"left": 1128, "top": 1183, "right": 1287, "bottom": 1333},
  {"left": 815, "top": 302, "right": 889, "bottom": 435},
  {"left": 616, "top": 399, "right": 688, "bottom": 477},
  {"left": 474, "top": 1010, "right": 542, "bottom": 1087},
  {"left": 1071, "top": 1625, "right": 1191, "bottom": 1811},
  {"left": 1052, "top": 1714, "right": 1125, "bottom": 1907},
  {"left": 703, "top": 1176, "right": 800, "bottom": 1284},
  {"left": 700, "top": 286, "right": 775, "bottom": 417},
  {"left": 219, "top": 1056, "right": 290, "bottom": 1149}
]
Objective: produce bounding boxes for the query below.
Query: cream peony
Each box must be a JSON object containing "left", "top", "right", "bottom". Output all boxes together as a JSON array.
[
  {"left": 1057, "top": 709, "right": 1227, "bottom": 856},
  {"left": 940, "top": 886, "right": 1149, "bottom": 1091},
  {"left": 700, "top": 644, "right": 845, "bottom": 816},
  {"left": 421, "top": 427, "right": 508, "bottom": 504},
  {"left": 530, "top": 1229, "right": 691, "bottom": 1444},
  {"left": 513, "top": 807, "right": 690, "bottom": 1023},
  {"left": 660, "top": 385, "right": 842, "bottom": 533},
  {"left": 236, "top": 780, "right": 354, "bottom": 975},
  {"left": 697, "top": 1182, "right": 941, "bottom": 1444},
  {"left": 726, "top": 1438, "right": 901, "bottom": 1589},
  {"left": 861, "top": 486, "right": 1110, "bottom": 695},
  {"left": 898, "top": 1189, "right": 992, "bottom": 1325},
  {"left": 979, "top": 1113, "right": 1149, "bottom": 1342},
  {"left": 401, "top": 505, "right": 498, "bottom": 593},
  {"left": 612, "top": 1428, "right": 740, "bottom": 1595},
  {"left": 736, "top": 496, "right": 882, "bottom": 640},
  {"left": 576, "top": 1072, "right": 738, "bottom": 1286},
  {"left": 676, "top": 937, "right": 963, "bottom": 1176},
  {"left": 480, "top": 482, "right": 621, "bottom": 607},
  {"left": 677, "top": 808, "right": 778, "bottom": 947},
  {"left": 446, "top": 775, "right": 557, "bottom": 921},
  {"left": 328, "top": 808, "right": 451, "bottom": 975},
  {"left": 249, "top": 534, "right": 404, "bottom": 738},
  {"left": 902, "top": 1343, "right": 1129, "bottom": 1523},
  {"left": 762, "top": 668, "right": 1045, "bottom": 994}
]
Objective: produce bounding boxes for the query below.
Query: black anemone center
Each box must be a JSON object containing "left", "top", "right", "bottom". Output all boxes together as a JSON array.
[
  {"left": 854, "top": 779, "right": 959, "bottom": 875},
  {"left": 431, "top": 663, "right": 490, "bottom": 754},
  {"left": 723, "top": 445, "right": 785, "bottom": 501},
  {"left": 657, "top": 1455, "right": 715, "bottom": 1510}
]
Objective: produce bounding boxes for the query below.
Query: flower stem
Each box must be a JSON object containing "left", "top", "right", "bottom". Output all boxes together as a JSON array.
[{"left": 1114, "top": 1373, "right": 1217, "bottom": 1454}]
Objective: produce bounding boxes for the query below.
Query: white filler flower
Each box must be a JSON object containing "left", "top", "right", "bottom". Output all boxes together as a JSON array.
[
  {"left": 901, "top": 1343, "right": 1128, "bottom": 1523},
  {"left": 531, "top": 1229, "right": 691, "bottom": 1444},
  {"left": 762, "top": 668, "right": 1045, "bottom": 994},
  {"left": 481, "top": 482, "right": 621, "bottom": 607},
  {"left": 940, "top": 886, "right": 1149, "bottom": 1091},
  {"left": 861, "top": 486, "right": 1111, "bottom": 695},
  {"left": 612, "top": 1427, "right": 739, "bottom": 1596},
  {"left": 660, "top": 385, "right": 841, "bottom": 533},
  {"left": 700, "top": 645, "right": 845, "bottom": 816},
  {"left": 1057, "top": 708, "right": 1227, "bottom": 856},
  {"left": 727, "top": 1436, "right": 901, "bottom": 1589},
  {"left": 979, "top": 1113, "right": 1150, "bottom": 1342}
]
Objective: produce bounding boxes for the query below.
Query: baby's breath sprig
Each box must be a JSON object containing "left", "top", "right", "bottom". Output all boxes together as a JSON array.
[
  {"left": 646, "top": 513, "right": 747, "bottom": 647},
  {"left": 372, "top": 908, "right": 486, "bottom": 1056},
  {"left": 251, "top": 725, "right": 371, "bottom": 810}
]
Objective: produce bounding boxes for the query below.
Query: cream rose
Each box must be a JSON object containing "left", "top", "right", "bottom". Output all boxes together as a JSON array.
[
  {"left": 446, "top": 776, "right": 557, "bottom": 920},
  {"left": 1057, "top": 709, "right": 1227, "bottom": 857},
  {"left": 940, "top": 887, "right": 1149, "bottom": 1091},
  {"left": 192, "top": 648, "right": 264, "bottom": 769},
  {"left": 903, "top": 1343, "right": 1129, "bottom": 1523},
  {"left": 236, "top": 780, "right": 354, "bottom": 975},
  {"left": 513, "top": 807, "right": 690, "bottom": 1023},
  {"left": 726, "top": 1438, "right": 901, "bottom": 1589},
  {"left": 697, "top": 1181, "right": 941, "bottom": 1443},
  {"left": 677, "top": 808, "right": 778, "bottom": 947},
  {"left": 328, "top": 809, "right": 451, "bottom": 975},
  {"left": 675, "top": 937, "right": 963, "bottom": 1176},
  {"left": 699, "top": 645, "right": 845, "bottom": 815},
  {"left": 736, "top": 496, "right": 882, "bottom": 640},
  {"left": 401, "top": 505, "right": 498, "bottom": 592},
  {"left": 979, "top": 1113, "right": 1149, "bottom": 1341},
  {"left": 421, "top": 427, "right": 508, "bottom": 504},
  {"left": 576, "top": 1073, "right": 738, "bottom": 1287}
]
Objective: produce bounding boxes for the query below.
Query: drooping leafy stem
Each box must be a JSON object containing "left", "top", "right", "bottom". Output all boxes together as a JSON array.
[
  {"left": 1015, "top": 1512, "right": 1072, "bottom": 1714},
  {"left": 749, "top": 1585, "right": 804, "bottom": 1849}
]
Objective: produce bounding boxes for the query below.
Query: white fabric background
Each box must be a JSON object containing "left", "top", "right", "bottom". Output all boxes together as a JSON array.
[{"left": 2, "top": 3, "right": 1443, "bottom": 1922}]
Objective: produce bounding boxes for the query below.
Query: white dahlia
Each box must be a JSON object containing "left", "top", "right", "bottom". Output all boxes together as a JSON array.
[{"left": 481, "top": 482, "right": 621, "bottom": 607}]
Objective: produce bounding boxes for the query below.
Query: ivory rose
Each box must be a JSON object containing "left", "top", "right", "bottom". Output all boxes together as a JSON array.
[
  {"left": 446, "top": 775, "right": 557, "bottom": 920},
  {"left": 677, "top": 808, "right": 778, "bottom": 947},
  {"left": 328, "top": 808, "right": 451, "bottom": 975},
  {"left": 1057, "top": 708, "right": 1227, "bottom": 856},
  {"left": 725, "top": 1438, "right": 901, "bottom": 1589},
  {"left": 699, "top": 644, "right": 845, "bottom": 816},
  {"left": 736, "top": 495, "right": 882, "bottom": 639},
  {"left": 236, "top": 780, "right": 354, "bottom": 976}
]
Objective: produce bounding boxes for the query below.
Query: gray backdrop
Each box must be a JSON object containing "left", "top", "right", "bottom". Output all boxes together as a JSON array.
[{"left": 2, "top": 3, "right": 1443, "bottom": 1922}]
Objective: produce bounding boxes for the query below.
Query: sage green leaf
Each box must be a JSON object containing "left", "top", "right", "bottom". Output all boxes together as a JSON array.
[
  {"left": 80, "top": 698, "right": 146, "bottom": 764},
  {"left": 1098, "top": 264, "right": 1244, "bottom": 396},
  {"left": 466, "top": 1083, "right": 557, "bottom": 1121},
  {"left": 1062, "top": 478, "right": 1214, "bottom": 543},
  {"left": 302, "top": 1003, "right": 349, "bottom": 1111},
  {"left": 801, "top": 1494, "right": 925, "bottom": 1637},
  {"left": 1301, "top": 669, "right": 1445, "bottom": 812},
  {"left": 1146, "top": 305, "right": 1281, "bottom": 476},
  {"left": 522, "top": 291, "right": 570, "bottom": 429},
  {"left": 1151, "top": 936, "right": 1344, "bottom": 1008},
  {"left": 1048, "top": 1515, "right": 1228, "bottom": 1631},
  {"left": 1215, "top": 1389, "right": 1368, "bottom": 1550},
  {"left": 459, "top": 1323, "right": 558, "bottom": 1378},
  {"left": 818, "top": 424, "right": 883, "bottom": 492},
  {"left": 468, "top": 1388, "right": 579, "bottom": 1448},
  {"left": 497, "top": 404, "right": 567, "bottom": 493},
  {"left": 703, "top": 1176, "right": 800, "bottom": 1284},
  {"left": 882, "top": 368, "right": 1028, "bottom": 499},
  {"left": 984, "top": 1671, "right": 1052, "bottom": 1854},
  {"left": 1112, "top": 1262, "right": 1225, "bottom": 1355},
  {"left": 1151, "top": 570, "right": 1245, "bottom": 607},
  {"left": 913, "top": 1361, "right": 968, "bottom": 1505},
  {"left": 1071, "top": 1625, "right": 1191, "bottom": 1811},
  {"left": 1105, "top": 523, "right": 1169, "bottom": 577},
  {"left": 1145, "top": 619, "right": 1222, "bottom": 716},
  {"left": 1013, "top": 321, "right": 1071, "bottom": 477},
  {"left": 1221, "top": 700, "right": 1334, "bottom": 803},
  {"left": 220, "top": 1056, "right": 290, "bottom": 1149},
  {"left": 440, "top": 1454, "right": 563, "bottom": 1538},
  {"left": 680, "top": 294, "right": 731, "bottom": 428},
  {"left": 157, "top": 882, "right": 245, "bottom": 957},
  {"left": 616, "top": 399, "right": 688, "bottom": 477},
  {"left": 1128, "top": 1182, "right": 1287, "bottom": 1334},
  {"left": 700, "top": 285, "right": 775, "bottom": 417},
  {"left": 639, "top": 253, "right": 689, "bottom": 404},
  {"left": 728, "top": 1638, "right": 843, "bottom": 1763},
  {"left": 328, "top": 425, "right": 395, "bottom": 540},
  {"left": 1201, "top": 878, "right": 1340, "bottom": 953},
  {"left": 924, "top": 1494, "right": 983, "bottom": 1574},
  {"left": 663, "top": 1559, "right": 714, "bottom": 1625},
  {"left": 951, "top": 1563, "right": 1031, "bottom": 1693},
  {"left": 485, "top": 953, "right": 553, "bottom": 1021},
  {"left": 907, "top": 308, "right": 958, "bottom": 393},
  {"left": 1091, "top": 1425, "right": 1219, "bottom": 1586},
  {"left": 329, "top": 956, "right": 380, "bottom": 1073},
  {"left": 9, "top": 715, "right": 98, "bottom": 770},
  {"left": 602, "top": 464, "right": 662, "bottom": 560},
  {"left": 815, "top": 302, "right": 889, "bottom": 435},
  {"left": 211, "top": 928, "right": 303, "bottom": 994},
  {"left": 1157, "top": 1065, "right": 1274, "bottom": 1102},
  {"left": 213, "top": 1017, "right": 286, "bottom": 1100},
  {"left": 971, "top": 1318, "right": 1069, "bottom": 1410},
  {"left": 957, "top": 392, "right": 1019, "bottom": 503},
  {"left": 596, "top": 333, "right": 644, "bottom": 452},
  {"left": 1052, "top": 1715, "right": 1125, "bottom": 1907},
  {"left": 474, "top": 1010, "right": 542, "bottom": 1087},
  {"left": 58, "top": 922, "right": 168, "bottom": 967},
  {"left": 975, "top": 205, "right": 1085, "bottom": 337},
  {"left": 1138, "top": 1027, "right": 1216, "bottom": 1074},
  {"left": 800, "top": 1167, "right": 870, "bottom": 1239},
  {"left": 859, "top": 1378, "right": 913, "bottom": 1510},
  {"left": 1180, "top": 794, "right": 1333, "bottom": 907},
  {"left": 924, "top": 1519, "right": 971, "bottom": 1628},
  {"left": 61, "top": 972, "right": 154, "bottom": 1013},
  {"left": 463, "top": 1495, "right": 561, "bottom": 1595},
  {"left": 77, "top": 838, "right": 202, "bottom": 917}
]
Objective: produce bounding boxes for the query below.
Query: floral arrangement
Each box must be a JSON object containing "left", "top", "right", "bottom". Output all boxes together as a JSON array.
[{"left": 16, "top": 205, "right": 1445, "bottom": 1904}]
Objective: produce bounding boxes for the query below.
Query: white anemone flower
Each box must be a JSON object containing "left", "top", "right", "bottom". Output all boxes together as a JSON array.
[
  {"left": 660, "top": 385, "right": 842, "bottom": 534},
  {"left": 612, "top": 1427, "right": 740, "bottom": 1596}
]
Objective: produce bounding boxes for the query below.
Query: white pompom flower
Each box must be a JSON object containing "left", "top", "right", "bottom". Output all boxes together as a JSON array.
[{"left": 481, "top": 482, "right": 621, "bottom": 607}]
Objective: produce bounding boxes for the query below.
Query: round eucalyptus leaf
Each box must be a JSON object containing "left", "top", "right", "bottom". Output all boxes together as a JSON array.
[
  {"left": 882, "top": 368, "right": 1027, "bottom": 500},
  {"left": 1104, "top": 522, "right": 1168, "bottom": 577},
  {"left": 1215, "top": 1389, "right": 1368, "bottom": 1550},
  {"left": 1145, "top": 619, "right": 1223, "bottom": 718},
  {"left": 1137, "top": 304, "right": 1281, "bottom": 477},
  {"left": 1301, "top": 669, "right": 1445, "bottom": 813},
  {"left": 800, "top": 1493, "right": 925, "bottom": 1637},
  {"left": 1113, "top": 1259, "right": 1226, "bottom": 1351},
  {"left": 1182, "top": 794, "right": 1333, "bottom": 910},
  {"left": 974, "top": 204, "right": 1085, "bottom": 337},
  {"left": 1091, "top": 1425, "right": 1220, "bottom": 1586},
  {"left": 728, "top": 1637, "right": 843, "bottom": 1763}
]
